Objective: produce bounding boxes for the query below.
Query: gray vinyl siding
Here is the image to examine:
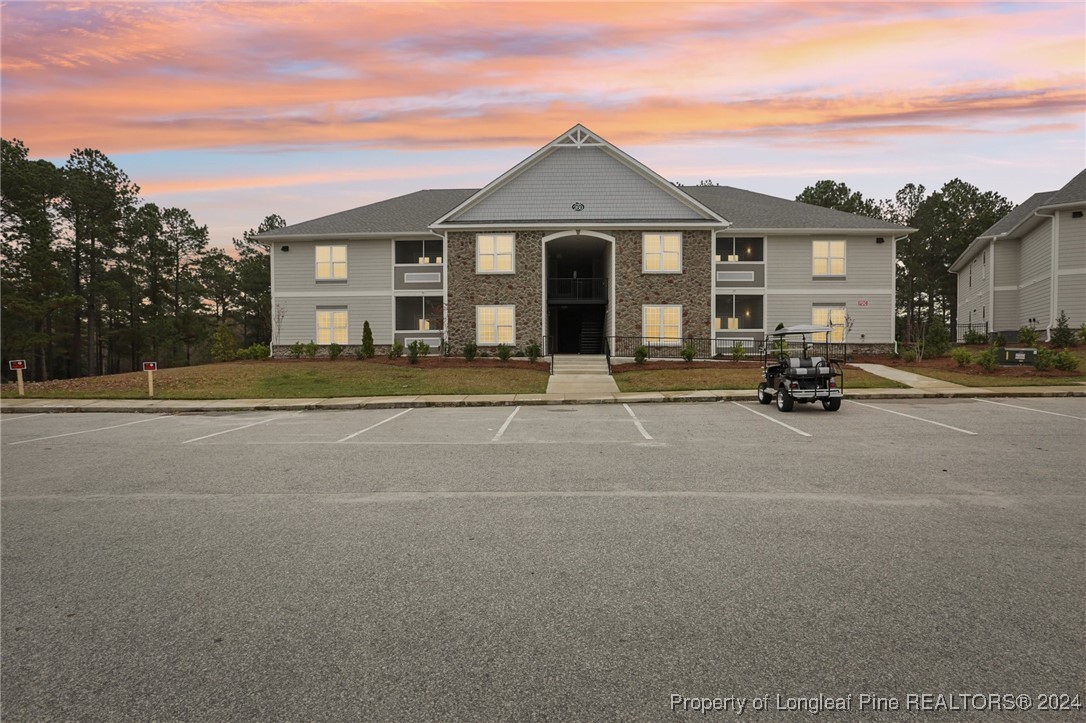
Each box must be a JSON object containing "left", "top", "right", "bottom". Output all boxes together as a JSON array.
[
  {"left": 1019, "top": 278, "right": 1051, "bottom": 328},
  {"left": 765, "top": 292, "right": 893, "bottom": 343},
  {"left": 993, "top": 240, "right": 1019, "bottom": 287},
  {"left": 456, "top": 147, "right": 706, "bottom": 222},
  {"left": 764, "top": 235, "right": 893, "bottom": 290},
  {"left": 993, "top": 290, "right": 1018, "bottom": 333},
  {"left": 272, "top": 239, "right": 393, "bottom": 293},
  {"left": 276, "top": 295, "right": 393, "bottom": 345},
  {"left": 1058, "top": 209, "right": 1085, "bottom": 270},
  {"left": 714, "top": 263, "right": 765, "bottom": 288},
  {"left": 1018, "top": 221, "right": 1053, "bottom": 327},
  {"left": 394, "top": 265, "right": 443, "bottom": 291},
  {"left": 1056, "top": 273, "right": 1085, "bottom": 326},
  {"left": 957, "top": 244, "right": 990, "bottom": 330}
]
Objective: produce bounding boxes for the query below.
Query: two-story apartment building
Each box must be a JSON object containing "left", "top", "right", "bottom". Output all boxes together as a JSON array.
[
  {"left": 262, "top": 125, "right": 912, "bottom": 357},
  {"left": 950, "top": 168, "right": 1085, "bottom": 341}
]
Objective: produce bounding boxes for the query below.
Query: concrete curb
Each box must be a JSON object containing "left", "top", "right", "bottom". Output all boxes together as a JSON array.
[{"left": 1, "top": 387, "right": 1083, "bottom": 414}]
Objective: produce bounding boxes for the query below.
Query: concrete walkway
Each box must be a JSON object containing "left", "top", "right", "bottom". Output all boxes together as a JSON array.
[
  {"left": 852, "top": 363, "right": 971, "bottom": 391},
  {"left": 546, "top": 354, "right": 619, "bottom": 396}
]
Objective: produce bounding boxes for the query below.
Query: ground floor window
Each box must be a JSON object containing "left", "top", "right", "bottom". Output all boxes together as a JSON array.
[
  {"left": 477, "top": 305, "right": 514, "bottom": 345},
  {"left": 316, "top": 308, "right": 348, "bottom": 344},
  {"left": 643, "top": 305, "right": 681, "bottom": 344},
  {"left": 396, "top": 297, "right": 444, "bottom": 331},
  {"left": 812, "top": 304, "right": 846, "bottom": 342},
  {"left": 715, "top": 294, "right": 763, "bottom": 330}
]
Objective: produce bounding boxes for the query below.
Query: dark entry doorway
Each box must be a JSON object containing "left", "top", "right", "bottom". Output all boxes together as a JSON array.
[
  {"left": 546, "top": 236, "right": 609, "bottom": 354},
  {"left": 549, "top": 305, "right": 605, "bottom": 354}
]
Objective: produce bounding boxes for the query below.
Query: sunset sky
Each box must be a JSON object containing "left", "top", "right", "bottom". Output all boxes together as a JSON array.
[{"left": 2, "top": 1, "right": 1083, "bottom": 247}]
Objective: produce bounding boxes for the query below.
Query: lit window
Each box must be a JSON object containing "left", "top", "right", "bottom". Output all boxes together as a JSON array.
[
  {"left": 477, "top": 234, "right": 514, "bottom": 273},
  {"left": 315, "top": 245, "right": 347, "bottom": 280},
  {"left": 316, "top": 308, "right": 348, "bottom": 344},
  {"left": 477, "top": 305, "right": 514, "bottom": 345},
  {"left": 812, "top": 305, "right": 846, "bottom": 342},
  {"left": 395, "top": 239, "right": 443, "bottom": 264},
  {"left": 643, "top": 305, "right": 681, "bottom": 344},
  {"left": 643, "top": 233, "right": 682, "bottom": 273},
  {"left": 812, "top": 240, "right": 846, "bottom": 277}
]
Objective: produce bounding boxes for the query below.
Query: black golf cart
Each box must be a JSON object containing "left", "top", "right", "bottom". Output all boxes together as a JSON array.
[{"left": 756, "top": 325, "right": 844, "bottom": 412}]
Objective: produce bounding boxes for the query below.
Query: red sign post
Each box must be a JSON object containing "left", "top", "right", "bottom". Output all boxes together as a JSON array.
[
  {"left": 143, "top": 362, "right": 157, "bottom": 397},
  {"left": 8, "top": 360, "right": 27, "bottom": 396}
]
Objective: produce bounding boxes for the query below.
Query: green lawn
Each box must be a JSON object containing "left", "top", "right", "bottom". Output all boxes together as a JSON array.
[
  {"left": 897, "top": 366, "right": 1086, "bottom": 387},
  {"left": 1, "top": 359, "right": 551, "bottom": 399},
  {"left": 612, "top": 364, "right": 906, "bottom": 393}
]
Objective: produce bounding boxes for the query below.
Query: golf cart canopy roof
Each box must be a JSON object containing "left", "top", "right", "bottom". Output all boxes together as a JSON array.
[{"left": 769, "top": 325, "right": 833, "bottom": 337}]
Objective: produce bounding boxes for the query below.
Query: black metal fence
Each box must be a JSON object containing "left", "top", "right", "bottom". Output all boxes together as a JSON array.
[
  {"left": 608, "top": 336, "right": 847, "bottom": 361},
  {"left": 955, "top": 322, "right": 989, "bottom": 343},
  {"left": 547, "top": 277, "right": 607, "bottom": 301}
]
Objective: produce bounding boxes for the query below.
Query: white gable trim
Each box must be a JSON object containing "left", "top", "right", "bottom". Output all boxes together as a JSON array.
[
  {"left": 541, "top": 229, "right": 616, "bottom": 243},
  {"left": 430, "top": 124, "right": 729, "bottom": 228}
]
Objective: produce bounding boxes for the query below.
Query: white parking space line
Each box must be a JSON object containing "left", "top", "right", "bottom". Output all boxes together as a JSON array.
[
  {"left": 730, "top": 402, "right": 812, "bottom": 438},
  {"left": 0, "top": 413, "right": 46, "bottom": 423},
  {"left": 622, "top": 404, "right": 653, "bottom": 440},
  {"left": 974, "top": 398, "right": 1086, "bottom": 421},
  {"left": 491, "top": 406, "right": 521, "bottom": 442},
  {"left": 337, "top": 409, "right": 413, "bottom": 443},
  {"left": 9, "top": 415, "right": 168, "bottom": 445},
  {"left": 849, "top": 400, "right": 977, "bottom": 435},
  {"left": 182, "top": 416, "right": 282, "bottom": 444}
]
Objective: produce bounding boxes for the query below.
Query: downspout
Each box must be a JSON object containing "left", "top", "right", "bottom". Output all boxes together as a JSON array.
[
  {"left": 1034, "top": 210, "right": 1058, "bottom": 341},
  {"left": 892, "top": 234, "right": 908, "bottom": 354}
]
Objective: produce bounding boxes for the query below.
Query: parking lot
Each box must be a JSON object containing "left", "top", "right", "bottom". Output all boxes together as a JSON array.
[{"left": 3, "top": 398, "right": 1084, "bottom": 720}]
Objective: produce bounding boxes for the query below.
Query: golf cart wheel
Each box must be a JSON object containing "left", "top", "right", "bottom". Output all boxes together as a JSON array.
[
  {"left": 757, "top": 382, "right": 772, "bottom": 405},
  {"left": 822, "top": 398, "right": 841, "bottom": 412},
  {"left": 776, "top": 386, "right": 794, "bottom": 412}
]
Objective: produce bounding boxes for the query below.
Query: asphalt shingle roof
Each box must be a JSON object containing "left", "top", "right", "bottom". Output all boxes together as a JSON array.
[
  {"left": 260, "top": 184, "right": 912, "bottom": 238},
  {"left": 1041, "top": 167, "right": 1086, "bottom": 208},
  {"left": 681, "top": 185, "right": 910, "bottom": 231},
  {"left": 978, "top": 191, "right": 1056, "bottom": 238},
  {"left": 260, "top": 189, "right": 476, "bottom": 237}
]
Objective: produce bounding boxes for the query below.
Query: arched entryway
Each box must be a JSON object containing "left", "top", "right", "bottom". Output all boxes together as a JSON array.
[{"left": 542, "top": 232, "right": 613, "bottom": 354}]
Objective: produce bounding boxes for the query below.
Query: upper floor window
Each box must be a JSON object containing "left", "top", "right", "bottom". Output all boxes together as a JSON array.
[
  {"left": 315, "top": 245, "right": 347, "bottom": 281},
  {"left": 396, "top": 239, "right": 443, "bottom": 265},
  {"left": 715, "top": 236, "right": 764, "bottom": 262},
  {"left": 643, "top": 232, "right": 682, "bottom": 273},
  {"left": 477, "top": 234, "right": 514, "bottom": 273},
  {"left": 812, "top": 240, "right": 846, "bottom": 277}
]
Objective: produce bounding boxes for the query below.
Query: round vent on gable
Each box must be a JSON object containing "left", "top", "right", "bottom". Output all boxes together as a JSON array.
[{"left": 571, "top": 203, "right": 584, "bottom": 212}]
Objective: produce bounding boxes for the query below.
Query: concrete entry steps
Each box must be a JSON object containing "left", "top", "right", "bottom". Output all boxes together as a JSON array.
[{"left": 550, "top": 354, "right": 610, "bottom": 375}]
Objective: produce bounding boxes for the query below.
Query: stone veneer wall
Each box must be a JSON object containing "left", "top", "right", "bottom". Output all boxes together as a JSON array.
[
  {"left": 614, "top": 230, "right": 712, "bottom": 339},
  {"left": 446, "top": 230, "right": 544, "bottom": 351}
]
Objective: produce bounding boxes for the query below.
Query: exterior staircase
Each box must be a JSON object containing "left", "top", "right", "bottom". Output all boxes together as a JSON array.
[
  {"left": 578, "top": 318, "right": 604, "bottom": 354},
  {"left": 550, "top": 354, "right": 610, "bottom": 375},
  {"left": 546, "top": 354, "right": 618, "bottom": 395}
]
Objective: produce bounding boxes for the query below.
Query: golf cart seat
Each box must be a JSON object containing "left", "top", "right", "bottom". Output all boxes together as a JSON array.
[{"left": 782, "top": 356, "right": 833, "bottom": 378}]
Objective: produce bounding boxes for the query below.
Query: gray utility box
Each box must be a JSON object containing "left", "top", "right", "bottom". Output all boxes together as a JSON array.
[{"left": 1001, "top": 348, "right": 1037, "bottom": 365}]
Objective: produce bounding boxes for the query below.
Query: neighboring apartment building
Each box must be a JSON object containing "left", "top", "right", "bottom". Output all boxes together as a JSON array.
[
  {"left": 950, "top": 169, "right": 1086, "bottom": 342},
  {"left": 261, "top": 125, "right": 912, "bottom": 357}
]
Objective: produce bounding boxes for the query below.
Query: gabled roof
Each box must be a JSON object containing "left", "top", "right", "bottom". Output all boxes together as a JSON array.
[
  {"left": 950, "top": 167, "right": 1085, "bottom": 272},
  {"left": 683, "top": 185, "right": 911, "bottom": 232},
  {"left": 259, "top": 189, "right": 475, "bottom": 238},
  {"left": 431, "top": 124, "right": 726, "bottom": 227}
]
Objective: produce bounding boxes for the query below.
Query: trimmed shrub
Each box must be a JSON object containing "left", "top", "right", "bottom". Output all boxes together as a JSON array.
[
  {"left": 1051, "top": 310, "right": 1076, "bottom": 347},
  {"left": 359, "top": 321, "right": 375, "bottom": 359},
  {"left": 1033, "top": 347, "right": 1055, "bottom": 371},
  {"left": 1053, "top": 350, "right": 1079, "bottom": 372},
  {"left": 731, "top": 341, "right": 746, "bottom": 362},
  {"left": 525, "top": 340, "right": 541, "bottom": 363},
  {"left": 993, "top": 333, "right": 1006, "bottom": 348},
  {"left": 1079, "top": 324, "right": 1086, "bottom": 346},
  {"left": 406, "top": 340, "right": 430, "bottom": 364},
  {"left": 962, "top": 328, "right": 988, "bottom": 345},
  {"left": 680, "top": 342, "right": 696, "bottom": 362},
  {"left": 210, "top": 324, "right": 238, "bottom": 362},
  {"left": 496, "top": 344, "right": 512, "bottom": 361},
  {"left": 288, "top": 342, "right": 304, "bottom": 359},
  {"left": 328, "top": 343, "right": 343, "bottom": 361},
  {"left": 633, "top": 345, "right": 648, "bottom": 364},
  {"left": 388, "top": 341, "right": 404, "bottom": 359},
  {"left": 976, "top": 346, "right": 1000, "bottom": 371},
  {"left": 900, "top": 349, "right": 917, "bottom": 363},
  {"left": 951, "top": 347, "right": 972, "bottom": 367},
  {"left": 302, "top": 340, "right": 318, "bottom": 358},
  {"left": 1017, "top": 325, "right": 1038, "bottom": 347},
  {"left": 237, "top": 342, "right": 269, "bottom": 360},
  {"left": 463, "top": 341, "right": 478, "bottom": 361}
]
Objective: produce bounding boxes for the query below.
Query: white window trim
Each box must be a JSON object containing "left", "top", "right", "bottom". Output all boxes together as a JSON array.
[
  {"left": 315, "top": 245, "right": 348, "bottom": 282},
  {"left": 476, "top": 305, "right": 516, "bottom": 346},
  {"left": 642, "top": 304, "right": 682, "bottom": 345},
  {"left": 812, "top": 240, "right": 847, "bottom": 278},
  {"left": 315, "top": 307, "right": 349, "bottom": 345},
  {"left": 476, "top": 233, "right": 515, "bottom": 275},
  {"left": 642, "top": 232, "right": 683, "bottom": 274}
]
